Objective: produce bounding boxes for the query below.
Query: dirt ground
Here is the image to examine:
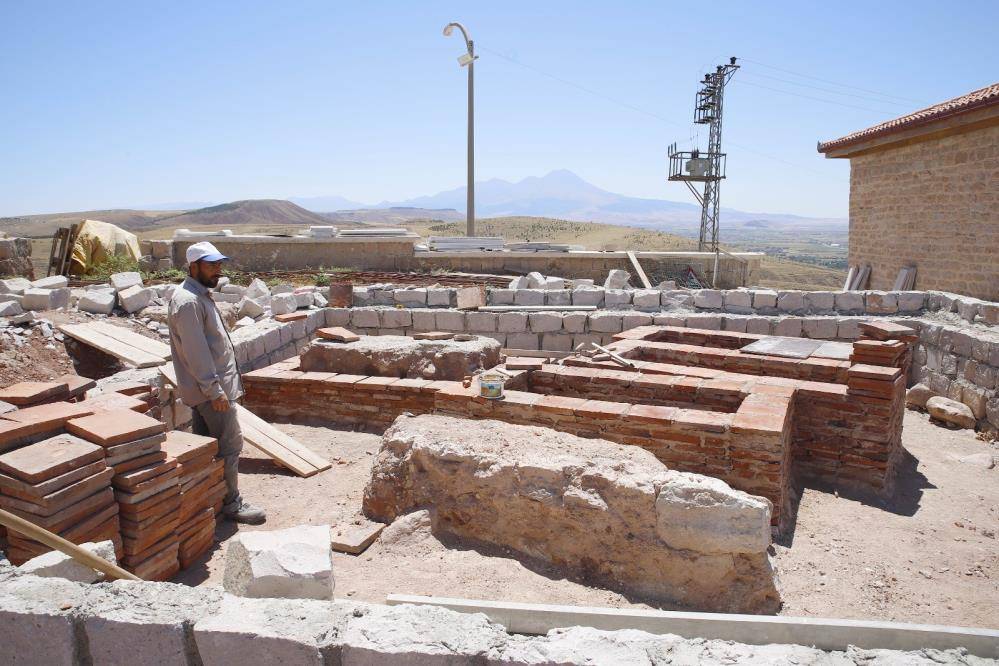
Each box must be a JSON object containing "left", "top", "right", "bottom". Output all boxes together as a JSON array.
[{"left": 176, "top": 409, "right": 998, "bottom": 628}]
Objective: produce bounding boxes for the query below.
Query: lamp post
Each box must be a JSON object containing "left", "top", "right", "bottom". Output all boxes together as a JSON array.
[{"left": 443, "top": 21, "right": 477, "bottom": 237}]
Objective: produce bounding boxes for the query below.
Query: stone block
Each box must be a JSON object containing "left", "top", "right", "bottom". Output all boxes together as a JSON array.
[
  {"left": 723, "top": 290, "right": 752, "bottom": 311},
  {"left": 505, "top": 332, "right": 539, "bottom": 350},
  {"left": 865, "top": 291, "right": 898, "bottom": 315},
  {"left": 0, "top": 300, "right": 24, "bottom": 317},
  {"left": 223, "top": 524, "right": 334, "bottom": 599},
  {"left": 293, "top": 291, "right": 314, "bottom": 309},
  {"left": 897, "top": 291, "right": 926, "bottom": 312},
  {"left": 0, "top": 574, "right": 91, "bottom": 665},
  {"left": 603, "top": 269, "right": 630, "bottom": 289},
  {"left": 513, "top": 289, "right": 545, "bottom": 306},
  {"left": 774, "top": 318, "right": 802, "bottom": 337},
  {"left": 621, "top": 313, "right": 653, "bottom": 330},
  {"left": 834, "top": 291, "right": 865, "bottom": 313},
  {"left": 573, "top": 333, "right": 603, "bottom": 349},
  {"left": 0, "top": 277, "right": 32, "bottom": 295},
  {"left": 488, "top": 288, "right": 514, "bottom": 305},
  {"left": 150, "top": 240, "right": 172, "bottom": 259},
  {"left": 776, "top": 291, "right": 805, "bottom": 312},
  {"left": 270, "top": 293, "right": 298, "bottom": 316},
  {"left": 926, "top": 396, "right": 976, "bottom": 429},
  {"left": 525, "top": 271, "right": 546, "bottom": 288},
  {"left": 466, "top": 312, "right": 497, "bottom": 332},
  {"left": 508, "top": 276, "right": 529, "bottom": 289},
  {"left": 380, "top": 309, "right": 412, "bottom": 329},
  {"left": 906, "top": 383, "right": 934, "bottom": 409},
  {"left": 528, "top": 312, "right": 562, "bottom": 333},
  {"left": 588, "top": 312, "right": 622, "bottom": 333},
  {"left": 110, "top": 272, "right": 142, "bottom": 292},
  {"left": 751, "top": 289, "right": 778, "bottom": 309},
  {"left": 350, "top": 309, "right": 380, "bottom": 329},
  {"left": 722, "top": 316, "right": 748, "bottom": 333},
  {"left": 632, "top": 289, "right": 661, "bottom": 310},
  {"left": 21, "top": 288, "right": 69, "bottom": 311},
  {"left": 324, "top": 308, "right": 350, "bottom": 327},
  {"left": 961, "top": 385, "right": 988, "bottom": 419},
  {"left": 411, "top": 310, "right": 437, "bottom": 331},
  {"left": 837, "top": 318, "right": 862, "bottom": 339},
  {"left": 31, "top": 275, "right": 68, "bottom": 290},
  {"left": 571, "top": 287, "right": 605, "bottom": 307},
  {"left": 693, "top": 289, "right": 723, "bottom": 310},
  {"left": 541, "top": 333, "right": 574, "bottom": 352},
  {"left": 804, "top": 291, "right": 835, "bottom": 312},
  {"left": 20, "top": 540, "right": 117, "bottom": 583},
  {"left": 603, "top": 289, "right": 631, "bottom": 309},
  {"left": 545, "top": 290, "right": 572, "bottom": 307},
  {"left": 686, "top": 315, "right": 721, "bottom": 330},
  {"left": 801, "top": 318, "right": 838, "bottom": 339},
  {"left": 561, "top": 312, "right": 587, "bottom": 333},
  {"left": 351, "top": 287, "right": 372, "bottom": 306},
  {"left": 497, "top": 312, "right": 528, "bottom": 333},
  {"left": 434, "top": 310, "right": 466, "bottom": 332},
  {"left": 393, "top": 289, "right": 427, "bottom": 306},
  {"left": 306, "top": 335, "right": 503, "bottom": 380},
  {"left": 426, "top": 288, "right": 453, "bottom": 307},
  {"left": 239, "top": 297, "right": 266, "bottom": 319},
  {"left": 746, "top": 317, "right": 771, "bottom": 335},
  {"left": 543, "top": 276, "right": 565, "bottom": 290}
]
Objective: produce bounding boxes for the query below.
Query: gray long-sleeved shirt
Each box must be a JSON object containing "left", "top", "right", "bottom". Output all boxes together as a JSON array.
[{"left": 168, "top": 276, "right": 242, "bottom": 407}]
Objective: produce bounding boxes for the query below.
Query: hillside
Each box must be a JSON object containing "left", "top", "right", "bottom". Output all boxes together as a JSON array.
[
  {"left": 151, "top": 199, "right": 331, "bottom": 228},
  {"left": 0, "top": 209, "right": 181, "bottom": 238}
]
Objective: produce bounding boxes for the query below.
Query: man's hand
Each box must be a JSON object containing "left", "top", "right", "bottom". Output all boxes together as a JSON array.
[{"left": 211, "top": 395, "right": 231, "bottom": 412}]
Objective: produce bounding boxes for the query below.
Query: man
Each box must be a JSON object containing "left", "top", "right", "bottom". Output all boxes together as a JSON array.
[{"left": 168, "top": 241, "right": 266, "bottom": 524}]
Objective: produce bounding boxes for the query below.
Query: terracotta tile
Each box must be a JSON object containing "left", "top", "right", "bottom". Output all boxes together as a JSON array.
[
  {"left": 672, "top": 409, "right": 732, "bottom": 432},
  {"left": 2, "top": 401, "right": 96, "bottom": 428},
  {"left": 56, "top": 374, "right": 97, "bottom": 399},
  {"left": 0, "top": 381, "right": 70, "bottom": 406},
  {"left": 357, "top": 376, "right": 399, "bottom": 387},
  {"left": 274, "top": 312, "right": 308, "bottom": 322},
  {"left": 0, "top": 434, "right": 104, "bottom": 483},
  {"left": 0, "top": 467, "right": 114, "bottom": 517},
  {"left": 104, "top": 381, "right": 150, "bottom": 396},
  {"left": 317, "top": 326, "right": 361, "bottom": 342},
  {"left": 66, "top": 409, "right": 165, "bottom": 447},
  {"left": 625, "top": 404, "right": 677, "bottom": 425},
  {"left": 0, "top": 459, "right": 107, "bottom": 502},
  {"left": 535, "top": 394, "right": 586, "bottom": 415},
  {"left": 105, "top": 434, "right": 167, "bottom": 467},
  {"left": 574, "top": 399, "right": 630, "bottom": 419},
  {"left": 162, "top": 431, "right": 218, "bottom": 463},
  {"left": 112, "top": 451, "right": 168, "bottom": 474},
  {"left": 847, "top": 364, "right": 901, "bottom": 381},
  {"left": 76, "top": 392, "right": 148, "bottom": 414}
]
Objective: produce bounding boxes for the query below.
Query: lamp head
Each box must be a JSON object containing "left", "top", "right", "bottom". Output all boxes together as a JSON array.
[{"left": 443, "top": 24, "right": 455, "bottom": 37}]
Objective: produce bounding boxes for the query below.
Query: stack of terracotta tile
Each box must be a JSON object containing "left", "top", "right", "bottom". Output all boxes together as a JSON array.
[
  {"left": 0, "top": 433, "right": 120, "bottom": 565},
  {"left": 162, "top": 431, "right": 225, "bottom": 568},
  {"left": 65, "top": 408, "right": 179, "bottom": 580},
  {"left": 0, "top": 375, "right": 95, "bottom": 409},
  {"left": 855, "top": 321, "right": 917, "bottom": 376}
]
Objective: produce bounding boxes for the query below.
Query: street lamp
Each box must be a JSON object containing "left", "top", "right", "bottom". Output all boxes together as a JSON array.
[{"left": 443, "top": 21, "right": 477, "bottom": 237}]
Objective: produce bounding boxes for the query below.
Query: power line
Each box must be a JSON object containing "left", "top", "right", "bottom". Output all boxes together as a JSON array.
[
  {"left": 741, "top": 70, "right": 913, "bottom": 107},
  {"left": 733, "top": 79, "right": 899, "bottom": 116},
  {"left": 738, "top": 56, "right": 927, "bottom": 104}
]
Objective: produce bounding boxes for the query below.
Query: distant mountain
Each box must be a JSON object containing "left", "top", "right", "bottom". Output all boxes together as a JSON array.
[
  {"left": 152, "top": 199, "right": 331, "bottom": 228},
  {"left": 322, "top": 207, "right": 465, "bottom": 225},
  {"left": 289, "top": 194, "right": 366, "bottom": 211},
  {"left": 293, "top": 170, "right": 845, "bottom": 231}
]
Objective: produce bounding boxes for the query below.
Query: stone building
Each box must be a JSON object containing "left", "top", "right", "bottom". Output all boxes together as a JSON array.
[{"left": 818, "top": 82, "right": 999, "bottom": 301}]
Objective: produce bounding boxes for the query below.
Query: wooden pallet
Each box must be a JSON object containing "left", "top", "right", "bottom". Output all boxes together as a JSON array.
[
  {"left": 46, "top": 224, "right": 81, "bottom": 277},
  {"left": 59, "top": 323, "right": 168, "bottom": 368}
]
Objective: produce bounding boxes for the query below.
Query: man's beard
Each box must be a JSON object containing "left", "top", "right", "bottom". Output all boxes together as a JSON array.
[{"left": 197, "top": 274, "right": 220, "bottom": 288}]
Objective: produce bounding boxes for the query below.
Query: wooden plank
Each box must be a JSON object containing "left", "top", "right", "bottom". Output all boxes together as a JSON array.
[
  {"left": 843, "top": 266, "right": 856, "bottom": 291},
  {"left": 627, "top": 251, "right": 652, "bottom": 289},
  {"left": 892, "top": 269, "right": 907, "bottom": 291},
  {"left": 89, "top": 322, "right": 172, "bottom": 360},
  {"left": 158, "top": 362, "right": 178, "bottom": 387},
  {"left": 237, "top": 419, "right": 316, "bottom": 478},
  {"left": 45, "top": 229, "right": 63, "bottom": 278},
  {"left": 59, "top": 324, "right": 165, "bottom": 368},
  {"left": 235, "top": 406, "right": 330, "bottom": 474}
]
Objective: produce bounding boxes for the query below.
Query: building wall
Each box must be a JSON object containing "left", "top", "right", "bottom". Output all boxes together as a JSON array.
[{"left": 848, "top": 124, "right": 999, "bottom": 300}]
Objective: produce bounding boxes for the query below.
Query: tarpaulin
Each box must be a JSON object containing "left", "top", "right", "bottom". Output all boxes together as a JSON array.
[{"left": 69, "top": 219, "right": 141, "bottom": 275}]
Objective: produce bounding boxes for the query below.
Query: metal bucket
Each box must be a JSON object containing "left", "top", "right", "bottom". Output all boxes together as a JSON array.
[{"left": 478, "top": 373, "right": 505, "bottom": 399}]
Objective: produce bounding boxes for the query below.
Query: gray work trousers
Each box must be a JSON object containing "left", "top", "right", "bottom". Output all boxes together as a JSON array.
[{"left": 192, "top": 402, "right": 243, "bottom": 512}]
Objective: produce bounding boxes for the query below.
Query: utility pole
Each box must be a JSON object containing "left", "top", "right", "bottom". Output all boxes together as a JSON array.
[
  {"left": 443, "top": 22, "right": 478, "bottom": 237},
  {"left": 668, "top": 57, "right": 739, "bottom": 252}
]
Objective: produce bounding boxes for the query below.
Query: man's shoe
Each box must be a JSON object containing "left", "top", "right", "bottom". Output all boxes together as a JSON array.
[{"left": 225, "top": 500, "right": 267, "bottom": 525}]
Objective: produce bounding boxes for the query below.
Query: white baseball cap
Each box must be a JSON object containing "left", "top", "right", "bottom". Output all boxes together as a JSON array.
[{"left": 186, "top": 241, "right": 229, "bottom": 264}]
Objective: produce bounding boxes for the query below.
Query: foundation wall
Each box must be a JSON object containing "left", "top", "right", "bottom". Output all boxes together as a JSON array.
[{"left": 171, "top": 237, "right": 419, "bottom": 272}]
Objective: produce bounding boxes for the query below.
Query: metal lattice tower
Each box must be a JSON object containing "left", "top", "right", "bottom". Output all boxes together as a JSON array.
[{"left": 667, "top": 57, "right": 739, "bottom": 252}]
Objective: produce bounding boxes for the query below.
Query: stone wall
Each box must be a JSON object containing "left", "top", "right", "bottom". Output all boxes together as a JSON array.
[
  {"left": 848, "top": 123, "right": 999, "bottom": 301},
  {"left": 0, "top": 237, "right": 34, "bottom": 280},
  {"left": 170, "top": 237, "right": 419, "bottom": 272}
]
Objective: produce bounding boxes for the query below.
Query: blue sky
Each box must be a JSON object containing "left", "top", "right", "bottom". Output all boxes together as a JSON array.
[{"left": 2, "top": 1, "right": 996, "bottom": 218}]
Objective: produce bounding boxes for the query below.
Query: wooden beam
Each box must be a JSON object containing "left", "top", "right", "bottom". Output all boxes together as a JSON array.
[
  {"left": 59, "top": 324, "right": 165, "bottom": 368},
  {"left": 627, "top": 251, "right": 652, "bottom": 288},
  {"left": 234, "top": 405, "right": 330, "bottom": 477},
  {"left": 89, "top": 322, "right": 171, "bottom": 360}
]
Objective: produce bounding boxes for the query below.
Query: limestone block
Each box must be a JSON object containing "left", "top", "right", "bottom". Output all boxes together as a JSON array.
[
  {"left": 301, "top": 335, "right": 500, "bottom": 379},
  {"left": 293, "top": 291, "right": 314, "bottom": 309},
  {"left": 21, "top": 288, "right": 67, "bottom": 311},
  {"left": 270, "top": 293, "right": 298, "bottom": 316},
  {"left": 505, "top": 332, "right": 538, "bottom": 349},
  {"left": 572, "top": 333, "right": 603, "bottom": 349},
  {"left": 497, "top": 312, "right": 528, "bottom": 333},
  {"left": 956, "top": 298, "right": 982, "bottom": 322},
  {"left": 961, "top": 385, "right": 988, "bottom": 419},
  {"left": 350, "top": 309, "right": 380, "bottom": 329},
  {"left": 746, "top": 317, "right": 771, "bottom": 335},
  {"left": 508, "top": 276, "right": 529, "bottom": 289},
  {"left": 834, "top": 291, "right": 865, "bottom": 313},
  {"left": 897, "top": 291, "right": 926, "bottom": 312},
  {"left": 802, "top": 318, "right": 838, "bottom": 339},
  {"left": 20, "top": 541, "right": 117, "bottom": 583},
  {"left": 426, "top": 288, "right": 452, "bottom": 307},
  {"left": 723, "top": 290, "right": 752, "bottom": 311},
  {"left": 363, "top": 415, "right": 779, "bottom": 613},
  {"left": 245, "top": 278, "right": 270, "bottom": 300},
  {"left": 488, "top": 288, "right": 514, "bottom": 305},
  {"left": 223, "top": 525, "right": 334, "bottom": 599},
  {"left": 239, "top": 297, "right": 266, "bottom": 319},
  {"left": 221, "top": 284, "right": 246, "bottom": 296},
  {"left": 541, "top": 333, "right": 574, "bottom": 352},
  {"left": 324, "top": 308, "right": 350, "bottom": 327},
  {"left": 110, "top": 272, "right": 142, "bottom": 292},
  {"left": 562, "top": 312, "right": 587, "bottom": 333},
  {"left": 774, "top": 318, "right": 802, "bottom": 337},
  {"left": 528, "top": 312, "right": 563, "bottom": 333},
  {"left": 31, "top": 275, "right": 68, "bottom": 290},
  {"left": 632, "top": 289, "right": 661, "bottom": 310},
  {"left": 271, "top": 284, "right": 294, "bottom": 295},
  {"left": 312, "top": 293, "right": 327, "bottom": 308},
  {"left": 0, "top": 300, "right": 24, "bottom": 317},
  {"left": 692, "top": 289, "right": 722, "bottom": 310},
  {"left": 686, "top": 315, "right": 721, "bottom": 330},
  {"left": 0, "top": 574, "right": 91, "bottom": 665},
  {"left": 410, "top": 310, "right": 437, "bottom": 331},
  {"left": 751, "top": 289, "right": 778, "bottom": 309},
  {"left": 545, "top": 290, "right": 572, "bottom": 307},
  {"left": 926, "top": 396, "right": 976, "bottom": 429},
  {"left": 525, "top": 271, "right": 546, "bottom": 288},
  {"left": 194, "top": 595, "right": 356, "bottom": 666},
  {"left": 394, "top": 288, "right": 427, "bottom": 306},
  {"left": 652, "top": 313, "right": 684, "bottom": 327},
  {"left": 604, "top": 289, "right": 631, "bottom": 308},
  {"left": 662, "top": 290, "right": 692, "bottom": 309},
  {"left": 466, "top": 311, "right": 497, "bottom": 332},
  {"left": 351, "top": 287, "right": 373, "bottom": 306},
  {"left": 150, "top": 240, "right": 172, "bottom": 259},
  {"left": 572, "top": 287, "right": 605, "bottom": 307},
  {"left": 341, "top": 602, "right": 509, "bottom": 664},
  {"left": 211, "top": 292, "right": 241, "bottom": 304},
  {"left": 722, "top": 316, "right": 748, "bottom": 333},
  {"left": 380, "top": 309, "right": 412, "bottom": 329},
  {"left": 776, "top": 290, "right": 805, "bottom": 312},
  {"left": 574, "top": 279, "right": 594, "bottom": 287},
  {"left": 0, "top": 277, "right": 32, "bottom": 295},
  {"left": 805, "top": 291, "right": 835, "bottom": 312},
  {"left": 543, "top": 276, "right": 565, "bottom": 290},
  {"left": 837, "top": 318, "right": 862, "bottom": 339},
  {"left": 865, "top": 291, "right": 898, "bottom": 314},
  {"left": 513, "top": 289, "right": 545, "bottom": 306},
  {"left": 84, "top": 581, "right": 223, "bottom": 665},
  {"left": 979, "top": 303, "right": 999, "bottom": 325},
  {"left": 434, "top": 310, "right": 465, "bottom": 332},
  {"left": 603, "top": 269, "right": 630, "bottom": 289},
  {"left": 621, "top": 313, "right": 653, "bottom": 330},
  {"left": 588, "top": 312, "right": 622, "bottom": 333}
]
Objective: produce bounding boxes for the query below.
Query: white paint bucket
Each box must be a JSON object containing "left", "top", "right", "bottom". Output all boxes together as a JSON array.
[{"left": 479, "top": 373, "right": 505, "bottom": 399}]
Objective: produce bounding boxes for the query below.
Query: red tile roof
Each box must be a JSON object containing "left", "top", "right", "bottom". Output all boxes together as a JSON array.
[{"left": 818, "top": 82, "right": 999, "bottom": 153}]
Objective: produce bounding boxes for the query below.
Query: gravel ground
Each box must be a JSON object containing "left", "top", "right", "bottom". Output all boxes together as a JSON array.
[{"left": 176, "top": 409, "right": 998, "bottom": 628}]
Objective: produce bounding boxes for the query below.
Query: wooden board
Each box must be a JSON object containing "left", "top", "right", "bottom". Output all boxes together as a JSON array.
[
  {"left": 88, "top": 321, "right": 172, "bottom": 360},
  {"left": 59, "top": 324, "right": 166, "bottom": 368},
  {"left": 627, "top": 251, "right": 652, "bottom": 289},
  {"left": 158, "top": 362, "right": 178, "bottom": 387},
  {"left": 740, "top": 337, "right": 823, "bottom": 359},
  {"left": 235, "top": 405, "right": 330, "bottom": 478}
]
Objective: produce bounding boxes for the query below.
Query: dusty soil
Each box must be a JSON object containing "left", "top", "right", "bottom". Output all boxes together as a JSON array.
[{"left": 177, "top": 409, "right": 998, "bottom": 628}]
